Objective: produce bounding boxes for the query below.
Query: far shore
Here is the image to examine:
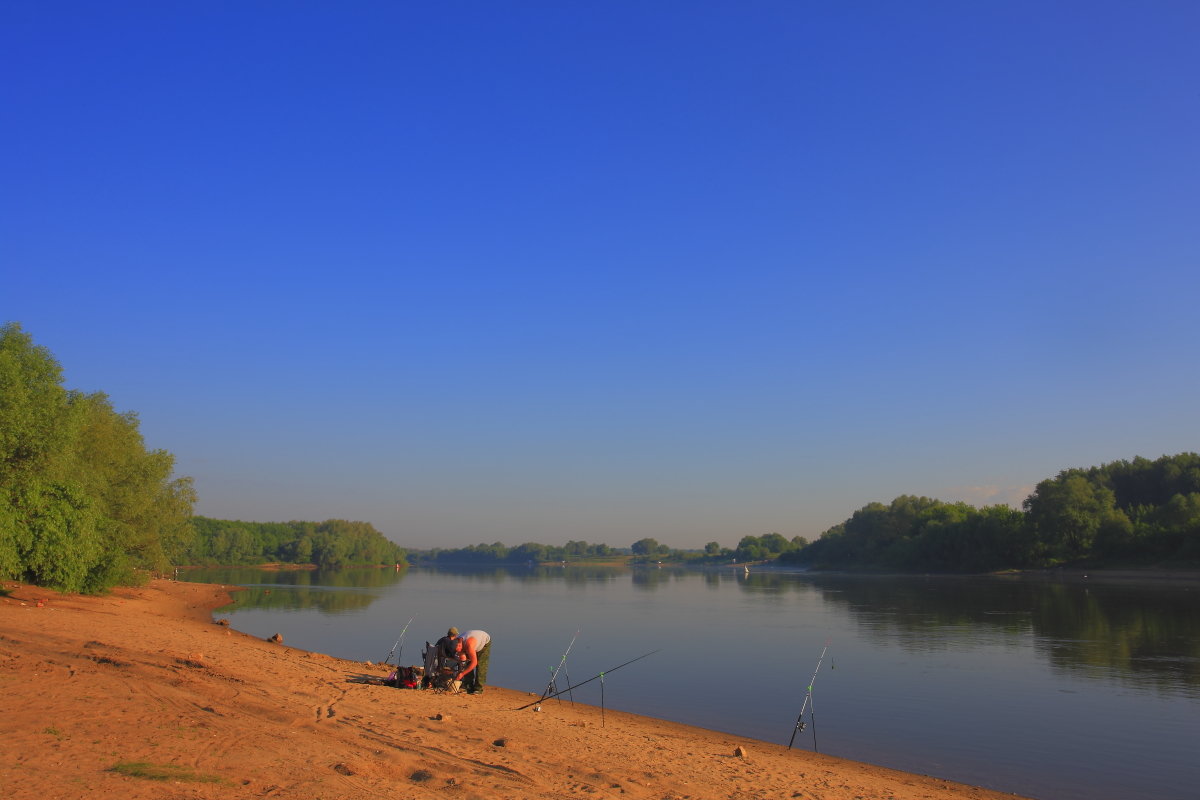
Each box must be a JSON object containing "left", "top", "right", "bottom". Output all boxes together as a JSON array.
[
  {"left": 1, "top": 577, "right": 1033, "bottom": 800},
  {"left": 180, "top": 559, "right": 1200, "bottom": 582}
]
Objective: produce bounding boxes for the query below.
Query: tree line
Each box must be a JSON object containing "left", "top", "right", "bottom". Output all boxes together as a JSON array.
[
  {"left": 630, "top": 534, "right": 810, "bottom": 562},
  {"left": 177, "top": 516, "right": 405, "bottom": 568},
  {"left": 787, "top": 453, "right": 1200, "bottom": 571},
  {"left": 410, "top": 532, "right": 812, "bottom": 566},
  {"left": 411, "top": 539, "right": 619, "bottom": 565}
]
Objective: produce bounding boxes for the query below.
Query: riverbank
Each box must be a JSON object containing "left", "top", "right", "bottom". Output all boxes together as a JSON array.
[{"left": 1, "top": 579, "right": 1030, "bottom": 800}]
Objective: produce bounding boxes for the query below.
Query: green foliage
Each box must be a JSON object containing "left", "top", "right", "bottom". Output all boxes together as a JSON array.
[
  {"left": 0, "top": 494, "right": 27, "bottom": 579},
  {"left": 734, "top": 532, "right": 798, "bottom": 561},
  {"left": 174, "top": 516, "right": 406, "bottom": 567},
  {"left": 413, "top": 538, "right": 619, "bottom": 565},
  {"left": 795, "top": 454, "right": 1200, "bottom": 572},
  {"left": 628, "top": 537, "right": 667, "bottom": 556},
  {"left": 0, "top": 324, "right": 76, "bottom": 484},
  {"left": 1018, "top": 454, "right": 1200, "bottom": 564},
  {"left": 9, "top": 479, "right": 101, "bottom": 591},
  {"left": 789, "top": 497, "right": 1032, "bottom": 572},
  {"left": 510, "top": 541, "right": 548, "bottom": 562},
  {"left": 1025, "top": 474, "right": 1116, "bottom": 560},
  {"left": 64, "top": 391, "right": 197, "bottom": 574},
  {"left": 0, "top": 323, "right": 197, "bottom": 592}
]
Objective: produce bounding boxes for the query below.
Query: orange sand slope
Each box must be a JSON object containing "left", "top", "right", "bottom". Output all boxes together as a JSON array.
[{"left": 0, "top": 580, "right": 1030, "bottom": 800}]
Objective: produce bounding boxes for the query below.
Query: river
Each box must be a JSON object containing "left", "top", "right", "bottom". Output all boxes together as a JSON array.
[{"left": 180, "top": 565, "right": 1200, "bottom": 800}]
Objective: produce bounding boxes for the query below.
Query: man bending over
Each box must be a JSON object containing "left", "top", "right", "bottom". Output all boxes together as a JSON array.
[{"left": 455, "top": 629, "right": 491, "bottom": 695}]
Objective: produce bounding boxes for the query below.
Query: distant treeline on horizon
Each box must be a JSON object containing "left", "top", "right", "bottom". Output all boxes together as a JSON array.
[
  {"left": 787, "top": 452, "right": 1200, "bottom": 571},
  {"left": 403, "top": 451, "right": 1200, "bottom": 572},
  {"left": 404, "top": 533, "right": 811, "bottom": 566},
  {"left": 3, "top": 323, "right": 1196, "bottom": 595}
]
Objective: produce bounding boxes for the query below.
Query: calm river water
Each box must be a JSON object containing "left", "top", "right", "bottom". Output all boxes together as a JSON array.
[{"left": 180, "top": 566, "right": 1200, "bottom": 800}]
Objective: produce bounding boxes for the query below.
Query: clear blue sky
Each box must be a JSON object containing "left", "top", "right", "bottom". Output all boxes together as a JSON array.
[{"left": 3, "top": 2, "right": 1197, "bottom": 549}]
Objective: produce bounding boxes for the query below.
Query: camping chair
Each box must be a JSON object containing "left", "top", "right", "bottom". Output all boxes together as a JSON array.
[{"left": 422, "top": 637, "right": 463, "bottom": 691}]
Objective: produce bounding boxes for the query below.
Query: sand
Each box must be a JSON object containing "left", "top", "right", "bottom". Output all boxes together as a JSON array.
[{"left": 1, "top": 579, "right": 1031, "bottom": 800}]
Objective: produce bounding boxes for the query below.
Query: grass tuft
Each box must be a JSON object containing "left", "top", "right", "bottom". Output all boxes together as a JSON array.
[{"left": 109, "top": 761, "right": 224, "bottom": 783}]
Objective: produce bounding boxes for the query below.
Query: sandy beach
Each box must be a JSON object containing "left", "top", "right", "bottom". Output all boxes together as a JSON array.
[{"left": 1, "top": 579, "right": 1031, "bottom": 800}]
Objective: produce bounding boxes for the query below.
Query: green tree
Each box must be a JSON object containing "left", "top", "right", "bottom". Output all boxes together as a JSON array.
[
  {"left": 9, "top": 480, "right": 101, "bottom": 591},
  {"left": 311, "top": 528, "right": 351, "bottom": 568},
  {"left": 510, "top": 542, "right": 549, "bottom": 562},
  {"left": 0, "top": 498, "right": 21, "bottom": 579},
  {"left": 1025, "top": 474, "right": 1117, "bottom": 560},
  {"left": 734, "top": 532, "right": 798, "bottom": 561},
  {"left": 0, "top": 324, "right": 78, "bottom": 486},
  {"left": 65, "top": 391, "right": 196, "bottom": 575},
  {"left": 0, "top": 324, "right": 195, "bottom": 590},
  {"left": 631, "top": 537, "right": 660, "bottom": 556},
  {"left": 291, "top": 534, "right": 314, "bottom": 563},
  {"left": 0, "top": 325, "right": 97, "bottom": 590}
]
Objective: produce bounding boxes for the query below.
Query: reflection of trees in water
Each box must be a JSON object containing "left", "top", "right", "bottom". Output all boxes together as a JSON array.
[
  {"left": 1028, "top": 581, "right": 1200, "bottom": 693},
  {"left": 186, "top": 566, "right": 406, "bottom": 588},
  {"left": 187, "top": 565, "right": 1198, "bottom": 694},
  {"left": 804, "top": 574, "right": 1200, "bottom": 694},
  {"left": 414, "top": 564, "right": 628, "bottom": 585},
  {"left": 733, "top": 570, "right": 818, "bottom": 594},
  {"left": 422, "top": 563, "right": 716, "bottom": 590},
  {"left": 630, "top": 566, "right": 693, "bottom": 590},
  {"left": 421, "top": 562, "right": 756, "bottom": 590},
  {"left": 223, "top": 585, "right": 380, "bottom": 614},
  {"left": 183, "top": 567, "right": 405, "bottom": 614}
]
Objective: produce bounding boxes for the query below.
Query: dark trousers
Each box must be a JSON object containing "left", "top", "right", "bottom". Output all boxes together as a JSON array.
[{"left": 463, "top": 643, "right": 490, "bottom": 692}]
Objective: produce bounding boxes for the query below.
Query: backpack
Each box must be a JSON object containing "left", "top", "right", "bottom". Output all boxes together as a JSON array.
[
  {"left": 383, "top": 665, "right": 423, "bottom": 688},
  {"left": 396, "top": 665, "right": 422, "bottom": 688}
]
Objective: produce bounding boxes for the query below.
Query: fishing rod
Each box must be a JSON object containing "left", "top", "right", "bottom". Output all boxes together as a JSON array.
[
  {"left": 540, "top": 629, "right": 580, "bottom": 703},
  {"left": 515, "top": 649, "right": 660, "bottom": 710},
  {"left": 600, "top": 670, "right": 606, "bottom": 726},
  {"left": 787, "top": 643, "right": 828, "bottom": 751},
  {"left": 381, "top": 616, "right": 415, "bottom": 666}
]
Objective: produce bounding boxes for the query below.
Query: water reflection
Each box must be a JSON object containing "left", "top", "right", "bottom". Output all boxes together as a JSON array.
[
  {"left": 1030, "top": 581, "right": 1200, "bottom": 694},
  {"left": 407, "top": 562, "right": 718, "bottom": 588},
  {"left": 185, "top": 565, "right": 407, "bottom": 588},
  {"left": 418, "top": 563, "right": 629, "bottom": 584},
  {"left": 630, "top": 566, "right": 691, "bottom": 589},
  {"left": 185, "top": 566, "right": 405, "bottom": 614},
  {"left": 735, "top": 570, "right": 819, "bottom": 596},
  {"left": 802, "top": 574, "right": 1200, "bottom": 695},
  {"left": 182, "top": 566, "right": 1200, "bottom": 695}
]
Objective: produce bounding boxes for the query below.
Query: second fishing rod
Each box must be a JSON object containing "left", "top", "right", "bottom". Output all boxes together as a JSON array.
[
  {"left": 787, "top": 643, "right": 829, "bottom": 751},
  {"left": 381, "top": 616, "right": 415, "bottom": 666},
  {"left": 515, "top": 649, "right": 660, "bottom": 711},
  {"left": 540, "top": 629, "right": 580, "bottom": 704}
]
